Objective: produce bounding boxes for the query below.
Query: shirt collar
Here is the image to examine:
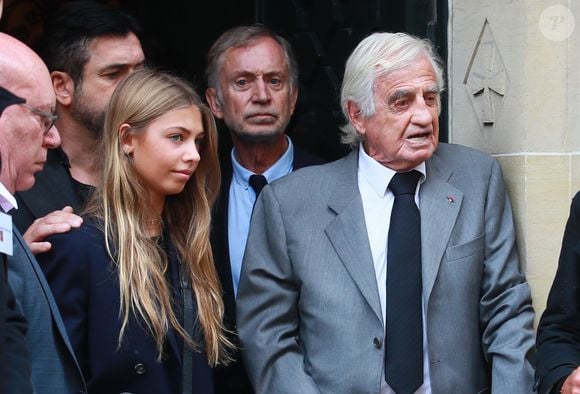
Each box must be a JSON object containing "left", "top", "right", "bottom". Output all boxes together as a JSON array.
[
  {"left": 358, "top": 144, "right": 426, "bottom": 197},
  {"left": 0, "top": 181, "right": 17, "bottom": 213},
  {"left": 231, "top": 136, "right": 294, "bottom": 187}
]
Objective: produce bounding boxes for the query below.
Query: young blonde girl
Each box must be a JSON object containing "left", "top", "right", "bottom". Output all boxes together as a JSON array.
[{"left": 40, "top": 68, "right": 231, "bottom": 393}]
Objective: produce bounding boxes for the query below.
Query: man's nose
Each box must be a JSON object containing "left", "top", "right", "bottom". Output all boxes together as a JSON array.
[
  {"left": 410, "top": 98, "right": 435, "bottom": 126},
  {"left": 44, "top": 124, "right": 61, "bottom": 148},
  {"left": 252, "top": 79, "right": 271, "bottom": 103}
]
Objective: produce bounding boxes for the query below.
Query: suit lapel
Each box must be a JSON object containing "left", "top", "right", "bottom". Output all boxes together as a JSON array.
[
  {"left": 420, "top": 153, "right": 463, "bottom": 301},
  {"left": 325, "top": 151, "right": 383, "bottom": 322},
  {"left": 212, "top": 157, "right": 237, "bottom": 324}
]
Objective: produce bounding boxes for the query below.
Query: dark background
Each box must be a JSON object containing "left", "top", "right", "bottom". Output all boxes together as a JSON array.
[{"left": 1, "top": 0, "right": 448, "bottom": 161}]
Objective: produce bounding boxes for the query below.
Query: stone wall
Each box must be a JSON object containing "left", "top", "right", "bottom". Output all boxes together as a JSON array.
[{"left": 448, "top": 0, "right": 580, "bottom": 326}]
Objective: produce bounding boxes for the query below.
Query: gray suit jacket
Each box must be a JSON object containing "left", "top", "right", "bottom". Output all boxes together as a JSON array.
[
  {"left": 7, "top": 227, "right": 86, "bottom": 393},
  {"left": 237, "top": 143, "right": 535, "bottom": 394}
]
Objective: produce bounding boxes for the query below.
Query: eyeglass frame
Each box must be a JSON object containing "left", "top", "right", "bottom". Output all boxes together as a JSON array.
[{"left": 20, "top": 103, "right": 58, "bottom": 136}]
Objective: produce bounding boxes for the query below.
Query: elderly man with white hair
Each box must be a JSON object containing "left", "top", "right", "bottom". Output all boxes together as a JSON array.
[{"left": 236, "top": 32, "right": 535, "bottom": 394}]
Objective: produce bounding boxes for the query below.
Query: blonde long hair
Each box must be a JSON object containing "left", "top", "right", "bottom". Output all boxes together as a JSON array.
[{"left": 85, "top": 68, "right": 230, "bottom": 365}]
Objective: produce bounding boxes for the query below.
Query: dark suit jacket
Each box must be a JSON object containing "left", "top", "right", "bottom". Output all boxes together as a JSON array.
[
  {"left": 536, "top": 192, "right": 580, "bottom": 393},
  {"left": 1, "top": 252, "right": 32, "bottom": 394},
  {"left": 211, "top": 144, "right": 324, "bottom": 394},
  {"left": 14, "top": 148, "right": 81, "bottom": 233},
  {"left": 0, "top": 88, "right": 31, "bottom": 393},
  {"left": 37, "top": 220, "right": 213, "bottom": 394},
  {"left": 7, "top": 227, "right": 86, "bottom": 393}
]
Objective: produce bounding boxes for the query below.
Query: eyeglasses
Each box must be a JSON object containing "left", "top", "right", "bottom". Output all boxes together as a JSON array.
[{"left": 20, "top": 103, "right": 58, "bottom": 136}]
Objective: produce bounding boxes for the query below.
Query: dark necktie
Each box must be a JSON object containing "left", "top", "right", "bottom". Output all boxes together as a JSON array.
[
  {"left": 385, "top": 170, "right": 423, "bottom": 394},
  {"left": 249, "top": 174, "right": 268, "bottom": 196}
]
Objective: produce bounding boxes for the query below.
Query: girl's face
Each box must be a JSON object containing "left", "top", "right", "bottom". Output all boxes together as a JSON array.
[{"left": 122, "top": 105, "right": 205, "bottom": 212}]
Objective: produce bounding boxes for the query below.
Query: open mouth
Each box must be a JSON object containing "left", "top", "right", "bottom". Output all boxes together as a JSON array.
[{"left": 407, "top": 132, "right": 431, "bottom": 143}]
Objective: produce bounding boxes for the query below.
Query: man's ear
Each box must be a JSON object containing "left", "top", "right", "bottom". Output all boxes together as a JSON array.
[
  {"left": 346, "top": 101, "right": 366, "bottom": 136},
  {"left": 118, "top": 123, "right": 135, "bottom": 156},
  {"left": 51, "top": 71, "right": 74, "bottom": 106},
  {"left": 205, "top": 88, "right": 224, "bottom": 119}
]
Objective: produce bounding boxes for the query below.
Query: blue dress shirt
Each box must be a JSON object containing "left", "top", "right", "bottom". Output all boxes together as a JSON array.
[{"left": 228, "top": 137, "right": 294, "bottom": 296}]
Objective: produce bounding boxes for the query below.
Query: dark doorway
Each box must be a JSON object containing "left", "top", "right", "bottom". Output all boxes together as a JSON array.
[
  {"left": 253, "top": 0, "right": 448, "bottom": 160},
  {"left": 1, "top": 0, "right": 447, "bottom": 161}
]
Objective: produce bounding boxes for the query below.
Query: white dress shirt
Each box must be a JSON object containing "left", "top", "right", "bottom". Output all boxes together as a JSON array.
[
  {"left": 357, "top": 146, "right": 432, "bottom": 394},
  {"left": 0, "top": 181, "right": 17, "bottom": 213}
]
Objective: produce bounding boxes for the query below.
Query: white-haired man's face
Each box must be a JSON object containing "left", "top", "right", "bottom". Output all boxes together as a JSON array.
[{"left": 348, "top": 56, "right": 440, "bottom": 171}]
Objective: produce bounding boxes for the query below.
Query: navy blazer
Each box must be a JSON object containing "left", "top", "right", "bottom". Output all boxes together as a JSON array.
[
  {"left": 536, "top": 192, "right": 580, "bottom": 393},
  {"left": 37, "top": 220, "right": 213, "bottom": 394},
  {"left": 211, "top": 143, "right": 324, "bottom": 394}
]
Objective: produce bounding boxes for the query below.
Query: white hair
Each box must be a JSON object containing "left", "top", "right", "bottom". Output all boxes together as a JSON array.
[{"left": 340, "top": 32, "right": 445, "bottom": 147}]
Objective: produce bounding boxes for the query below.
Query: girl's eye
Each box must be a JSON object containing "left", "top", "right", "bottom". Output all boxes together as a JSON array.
[{"left": 169, "top": 134, "right": 183, "bottom": 142}]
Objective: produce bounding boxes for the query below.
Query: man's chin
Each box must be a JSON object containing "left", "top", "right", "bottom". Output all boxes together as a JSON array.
[
  {"left": 232, "top": 128, "right": 284, "bottom": 143},
  {"left": 16, "top": 176, "right": 37, "bottom": 193}
]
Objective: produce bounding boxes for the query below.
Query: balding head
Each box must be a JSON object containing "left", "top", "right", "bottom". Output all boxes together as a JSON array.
[
  {"left": 0, "top": 33, "right": 54, "bottom": 102},
  {"left": 0, "top": 33, "right": 60, "bottom": 193}
]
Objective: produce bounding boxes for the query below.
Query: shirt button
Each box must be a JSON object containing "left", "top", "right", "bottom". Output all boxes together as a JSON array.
[
  {"left": 134, "top": 363, "right": 146, "bottom": 375},
  {"left": 373, "top": 337, "right": 383, "bottom": 348}
]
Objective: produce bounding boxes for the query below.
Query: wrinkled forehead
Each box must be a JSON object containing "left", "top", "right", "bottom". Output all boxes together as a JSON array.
[{"left": 222, "top": 37, "right": 288, "bottom": 71}]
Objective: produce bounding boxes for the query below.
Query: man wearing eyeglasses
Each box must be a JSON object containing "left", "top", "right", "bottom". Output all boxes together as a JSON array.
[
  {"left": 13, "top": 1, "right": 145, "bottom": 254},
  {"left": 0, "top": 86, "right": 32, "bottom": 394},
  {"left": 0, "top": 33, "right": 87, "bottom": 393}
]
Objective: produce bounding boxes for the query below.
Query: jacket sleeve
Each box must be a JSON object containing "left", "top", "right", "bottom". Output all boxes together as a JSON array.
[
  {"left": 479, "top": 159, "right": 535, "bottom": 393},
  {"left": 536, "top": 192, "right": 580, "bottom": 393},
  {"left": 236, "top": 185, "right": 320, "bottom": 394}
]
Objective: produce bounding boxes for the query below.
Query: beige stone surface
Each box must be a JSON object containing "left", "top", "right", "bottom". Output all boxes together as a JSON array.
[
  {"left": 573, "top": 155, "right": 580, "bottom": 190},
  {"left": 524, "top": 155, "right": 570, "bottom": 314},
  {"left": 449, "top": 0, "right": 580, "bottom": 326}
]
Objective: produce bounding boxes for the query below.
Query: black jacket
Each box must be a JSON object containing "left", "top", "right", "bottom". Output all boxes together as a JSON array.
[{"left": 536, "top": 192, "right": 580, "bottom": 393}]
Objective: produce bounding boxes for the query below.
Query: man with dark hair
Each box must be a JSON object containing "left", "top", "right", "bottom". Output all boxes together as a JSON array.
[
  {"left": 0, "top": 32, "right": 86, "bottom": 393},
  {"left": 14, "top": 0, "right": 145, "bottom": 253},
  {"left": 205, "top": 25, "right": 323, "bottom": 393}
]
